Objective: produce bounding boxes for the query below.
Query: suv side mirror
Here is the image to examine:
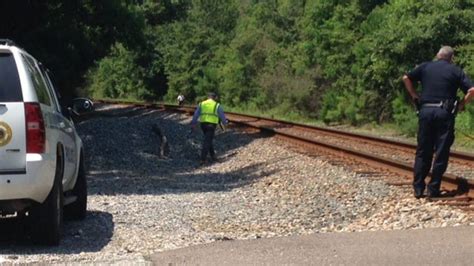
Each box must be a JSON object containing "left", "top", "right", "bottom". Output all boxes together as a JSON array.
[{"left": 70, "top": 98, "right": 94, "bottom": 115}]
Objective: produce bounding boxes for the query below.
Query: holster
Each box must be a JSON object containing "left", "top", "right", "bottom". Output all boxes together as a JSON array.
[
  {"left": 442, "top": 98, "right": 459, "bottom": 116},
  {"left": 414, "top": 98, "right": 421, "bottom": 115}
]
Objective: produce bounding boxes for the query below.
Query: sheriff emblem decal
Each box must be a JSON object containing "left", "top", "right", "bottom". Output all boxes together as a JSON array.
[{"left": 0, "top": 121, "right": 13, "bottom": 147}]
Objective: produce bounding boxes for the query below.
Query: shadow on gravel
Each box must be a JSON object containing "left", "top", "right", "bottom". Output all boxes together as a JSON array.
[
  {"left": 0, "top": 211, "right": 113, "bottom": 254},
  {"left": 77, "top": 105, "right": 277, "bottom": 196},
  {"left": 87, "top": 159, "right": 281, "bottom": 195}
]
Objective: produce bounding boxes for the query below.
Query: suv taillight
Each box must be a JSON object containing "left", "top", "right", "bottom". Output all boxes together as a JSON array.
[{"left": 25, "top": 102, "right": 45, "bottom": 153}]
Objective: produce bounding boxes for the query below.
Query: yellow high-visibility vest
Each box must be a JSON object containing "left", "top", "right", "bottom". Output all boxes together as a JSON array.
[{"left": 199, "top": 99, "right": 220, "bottom": 124}]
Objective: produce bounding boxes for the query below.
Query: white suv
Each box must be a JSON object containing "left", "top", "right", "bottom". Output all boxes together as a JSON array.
[{"left": 0, "top": 39, "right": 92, "bottom": 245}]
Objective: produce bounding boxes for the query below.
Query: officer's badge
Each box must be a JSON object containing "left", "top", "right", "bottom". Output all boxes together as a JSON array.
[{"left": 0, "top": 121, "right": 13, "bottom": 147}]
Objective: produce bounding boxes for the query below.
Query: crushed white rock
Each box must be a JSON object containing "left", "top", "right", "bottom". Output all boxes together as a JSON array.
[{"left": 0, "top": 105, "right": 471, "bottom": 264}]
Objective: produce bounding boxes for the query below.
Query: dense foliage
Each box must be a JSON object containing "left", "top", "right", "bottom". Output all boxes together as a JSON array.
[
  {"left": 1, "top": 0, "right": 473, "bottom": 135},
  {"left": 0, "top": 0, "right": 145, "bottom": 101}
]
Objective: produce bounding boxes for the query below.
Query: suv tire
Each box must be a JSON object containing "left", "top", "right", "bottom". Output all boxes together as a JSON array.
[
  {"left": 64, "top": 153, "right": 87, "bottom": 220},
  {"left": 30, "top": 152, "right": 64, "bottom": 245}
]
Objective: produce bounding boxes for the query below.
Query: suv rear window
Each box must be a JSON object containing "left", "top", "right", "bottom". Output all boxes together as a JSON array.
[
  {"left": 0, "top": 52, "right": 22, "bottom": 102},
  {"left": 23, "top": 55, "right": 51, "bottom": 106}
]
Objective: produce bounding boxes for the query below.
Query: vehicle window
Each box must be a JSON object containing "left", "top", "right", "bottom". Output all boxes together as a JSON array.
[
  {"left": 43, "top": 69, "right": 71, "bottom": 118},
  {"left": 0, "top": 52, "right": 23, "bottom": 102},
  {"left": 39, "top": 65, "right": 61, "bottom": 113},
  {"left": 22, "top": 55, "right": 51, "bottom": 106}
]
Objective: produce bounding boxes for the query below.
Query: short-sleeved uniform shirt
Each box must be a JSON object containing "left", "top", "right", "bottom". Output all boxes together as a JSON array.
[{"left": 407, "top": 59, "right": 472, "bottom": 103}]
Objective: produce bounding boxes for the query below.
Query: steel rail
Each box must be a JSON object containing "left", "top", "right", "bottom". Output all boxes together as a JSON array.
[
  {"left": 159, "top": 104, "right": 474, "bottom": 165},
  {"left": 230, "top": 121, "right": 473, "bottom": 198},
  {"left": 160, "top": 104, "right": 473, "bottom": 198},
  {"left": 96, "top": 101, "right": 474, "bottom": 198},
  {"left": 226, "top": 112, "right": 474, "bottom": 165}
]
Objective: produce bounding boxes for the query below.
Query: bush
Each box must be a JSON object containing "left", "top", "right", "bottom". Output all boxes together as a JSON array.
[
  {"left": 320, "top": 85, "right": 378, "bottom": 126},
  {"left": 456, "top": 104, "right": 474, "bottom": 135},
  {"left": 391, "top": 91, "right": 418, "bottom": 136},
  {"left": 85, "top": 42, "right": 148, "bottom": 100}
]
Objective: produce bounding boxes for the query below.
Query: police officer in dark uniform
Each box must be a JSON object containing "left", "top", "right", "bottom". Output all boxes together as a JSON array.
[{"left": 403, "top": 46, "right": 474, "bottom": 199}]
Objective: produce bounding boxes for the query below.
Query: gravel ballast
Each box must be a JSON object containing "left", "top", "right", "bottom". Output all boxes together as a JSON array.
[{"left": 0, "top": 104, "right": 471, "bottom": 264}]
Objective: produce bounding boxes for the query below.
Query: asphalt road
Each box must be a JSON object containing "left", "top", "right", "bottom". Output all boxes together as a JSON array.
[{"left": 151, "top": 226, "right": 474, "bottom": 265}]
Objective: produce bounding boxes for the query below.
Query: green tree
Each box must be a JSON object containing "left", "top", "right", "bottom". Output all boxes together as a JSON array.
[
  {"left": 86, "top": 43, "right": 147, "bottom": 100},
  {"left": 158, "top": 0, "right": 239, "bottom": 102},
  {"left": 0, "top": 0, "right": 143, "bottom": 100},
  {"left": 355, "top": 0, "right": 473, "bottom": 120}
]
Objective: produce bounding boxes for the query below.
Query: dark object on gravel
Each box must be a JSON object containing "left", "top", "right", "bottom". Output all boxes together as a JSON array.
[{"left": 152, "top": 124, "right": 170, "bottom": 158}]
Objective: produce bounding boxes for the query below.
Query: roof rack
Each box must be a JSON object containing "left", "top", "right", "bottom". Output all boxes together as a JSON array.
[{"left": 0, "top": 39, "right": 16, "bottom": 46}]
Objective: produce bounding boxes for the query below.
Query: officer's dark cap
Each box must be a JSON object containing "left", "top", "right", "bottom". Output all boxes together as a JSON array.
[{"left": 208, "top": 92, "right": 218, "bottom": 99}]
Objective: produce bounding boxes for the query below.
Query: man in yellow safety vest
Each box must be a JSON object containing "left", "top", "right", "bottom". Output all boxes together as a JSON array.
[{"left": 191, "top": 92, "right": 228, "bottom": 165}]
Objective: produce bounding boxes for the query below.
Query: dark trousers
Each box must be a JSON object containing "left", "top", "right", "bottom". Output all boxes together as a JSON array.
[
  {"left": 200, "top": 123, "right": 217, "bottom": 161},
  {"left": 413, "top": 107, "right": 455, "bottom": 196}
]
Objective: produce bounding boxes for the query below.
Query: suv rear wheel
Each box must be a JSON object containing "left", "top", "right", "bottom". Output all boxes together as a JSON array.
[{"left": 30, "top": 149, "right": 64, "bottom": 245}]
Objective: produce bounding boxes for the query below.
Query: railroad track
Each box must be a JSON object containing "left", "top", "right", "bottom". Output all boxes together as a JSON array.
[{"left": 94, "top": 101, "right": 474, "bottom": 207}]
